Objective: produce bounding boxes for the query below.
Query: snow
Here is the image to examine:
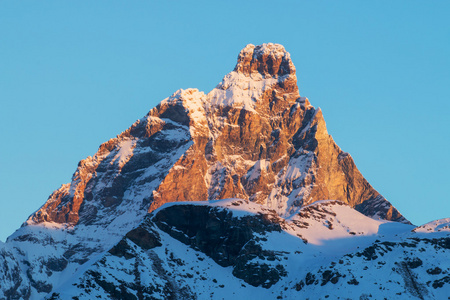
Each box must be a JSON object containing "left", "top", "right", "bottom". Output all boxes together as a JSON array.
[
  {"left": 3, "top": 98, "right": 196, "bottom": 299},
  {"left": 159, "top": 88, "right": 207, "bottom": 137},
  {"left": 266, "top": 149, "right": 315, "bottom": 216},
  {"left": 207, "top": 71, "right": 279, "bottom": 112},
  {"left": 155, "top": 198, "right": 415, "bottom": 249},
  {"left": 50, "top": 198, "right": 449, "bottom": 300},
  {"left": 413, "top": 217, "right": 450, "bottom": 233},
  {"left": 152, "top": 198, "right": 270, "bottom": 219},
  {"left": 245, "top": 159, "right": 270, "bottom": 182},
  {"left": 109, "top": 139, "right": 136, "bottom": 168}
]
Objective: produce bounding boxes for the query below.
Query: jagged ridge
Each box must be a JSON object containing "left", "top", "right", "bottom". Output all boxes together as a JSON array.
[{"left": 31, "top": 43, "right": 408, "bottom": 226}]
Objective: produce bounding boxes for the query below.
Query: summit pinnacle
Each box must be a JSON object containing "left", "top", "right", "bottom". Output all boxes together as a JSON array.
[{"left": 234, "top": 43, "right": 296, "bottom": 78}]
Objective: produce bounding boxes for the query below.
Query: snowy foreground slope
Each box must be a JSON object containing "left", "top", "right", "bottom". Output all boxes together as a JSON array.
[
  {"left": 0, "top": 43, "right": 448, "bottom": 299},
  {"left": 47, "top": 200, "right": 450, "bottom": 300}
]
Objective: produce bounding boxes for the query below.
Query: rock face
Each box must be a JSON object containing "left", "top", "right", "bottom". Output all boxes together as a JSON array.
[
  {"left": 152, "top": 203, "right": 287, "bottom": 288},
  {"left": 234, "top": 44, "right": 296, "bottom": 78},
  {"left": 31, "top": 43, "right": 407, "bottom": 226},
  {"left": 0, "top": 43, "right": 428, "bottom": 299}
]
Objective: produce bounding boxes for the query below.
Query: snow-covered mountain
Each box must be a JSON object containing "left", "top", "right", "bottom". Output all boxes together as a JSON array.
[
  {"left": 47, "top": 200, "right": 450, "bottom": 300},
  {"left": 0, "top": 43, "right": 448, "bottom": 299}
]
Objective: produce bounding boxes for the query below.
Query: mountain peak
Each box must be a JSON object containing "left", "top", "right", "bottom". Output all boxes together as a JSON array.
[
  {"left": 2, "top": 43, "right": 437, "bottom": 300},
  {"left": 234, "top": 43, "right": 295, "bottom": 78},
  {"left": 209, "top": 43, "right": 300, "bottom": 112}
]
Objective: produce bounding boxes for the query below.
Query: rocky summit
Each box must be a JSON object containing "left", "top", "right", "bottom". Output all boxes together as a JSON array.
[{"left": 0, "top": 43, "right": 448, "bottom": 300}]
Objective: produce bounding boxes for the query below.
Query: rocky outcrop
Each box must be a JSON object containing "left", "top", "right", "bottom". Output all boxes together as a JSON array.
[
  {"left": 152, "top": 203, "right": 287, "bottom": 288},
  {"left": 0, "top": 247, "right": 31, "bottom": 299},
  {"left": 28, "top": 43, "right": 407, "bottom": 228},
  {"left": 149, "top": 44, "right": 407, "bottom": 223},
  {"left": 234, "top": 44, "right": 295, "bottom": 78},
  {"left": 30, "top": 99, "right": 194, "bottom": 226}
]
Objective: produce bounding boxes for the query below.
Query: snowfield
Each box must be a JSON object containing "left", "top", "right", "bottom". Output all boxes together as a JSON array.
[{"left": 43, "top": 199, "right": 449, "bottom": 300}]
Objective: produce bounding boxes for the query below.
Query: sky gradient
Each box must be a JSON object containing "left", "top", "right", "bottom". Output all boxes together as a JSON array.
[{"left": 1, "top": 1, "right": 449, "bottom": 241}]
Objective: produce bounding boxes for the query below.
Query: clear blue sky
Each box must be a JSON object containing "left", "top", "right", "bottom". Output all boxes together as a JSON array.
[{"left": 1, "top": 1, "right": 449, "bottom": 241}]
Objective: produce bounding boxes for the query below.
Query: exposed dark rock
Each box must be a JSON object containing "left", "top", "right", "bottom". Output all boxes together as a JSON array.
[
  {"left": 355, "top": 244, "right": 382, "bottom": 261},
  {"left": 152, "top": 204, "right": 286, "bottom": 287},
  {"left": 321, "top": 270, "right": 341, "bottom": 286},
  {"left": 305, "top": 272, "right": 316, "bottom": 285},
  {"left": 347, "top": 278, "right": 359, "bottom": 285},
  {"left": 87, "top": 271, "right": 138, "bottom": 300},
  {"left": 108, "top": 239, "right": 136, "bottom": 259},
  {"left": 427, "top": 267, "right": 442, "bottom": 275},
  {"left": 406, "top": 257, "right": 423, "bottom": 269},
  {"left": 232, "top": 262, "right": 287, "bottom": 288},
  {"left": 432, "top": 275, "right": 450, "bottom": 289},
  {"left": 153, "top": 204, "right": 281, "bottom": 266},
  {"left": 294, "top": 280, "right": 305, "bottom": 291},
  {"left": 46, "top": 257, "right": 68, "bottom": 272},
  {"left": 124, "top": 224, "right": 162, "bottom": 250}
]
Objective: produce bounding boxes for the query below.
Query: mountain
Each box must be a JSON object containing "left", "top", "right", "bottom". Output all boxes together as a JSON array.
[
  {"left": 1, "top": 43, "right": 448, "bottom": 300},
  {"left": 48, "top": 200, "right": 450, "bottom": 300}
]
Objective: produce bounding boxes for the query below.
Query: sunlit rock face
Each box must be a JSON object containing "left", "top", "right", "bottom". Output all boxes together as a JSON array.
[
  {"left": 234, "top": 43, "right": 295, "bottom": 78},
  {"left": 30, "top": 43, "right": 408, "bottom": 227},
  {"left": 1, "top": 43, "right": 430, "bottom": 300}
]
